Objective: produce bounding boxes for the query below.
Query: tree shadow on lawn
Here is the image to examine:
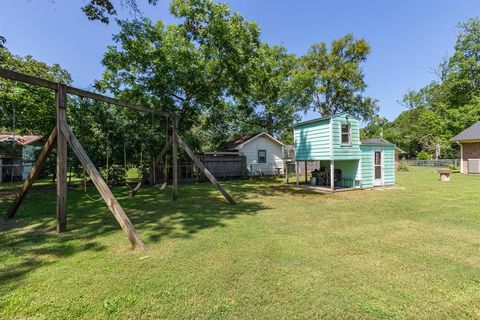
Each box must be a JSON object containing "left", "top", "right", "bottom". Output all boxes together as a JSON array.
[{"left": 0, "top": 179, "right": 314, "bottom": 294}]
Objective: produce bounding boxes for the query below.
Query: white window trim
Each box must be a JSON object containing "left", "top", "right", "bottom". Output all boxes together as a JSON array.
[
  {"left": 340, "top": 122, "right": 352, "bottom": 145},
  {"left": 258, "top": 149, "right": 267, "bottom": 164}
]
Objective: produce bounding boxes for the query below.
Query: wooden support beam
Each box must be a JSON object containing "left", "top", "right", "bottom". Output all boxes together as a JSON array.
[
  {"left": 330, "top": 160, "right": 335, "bottom": 192},
  {"left": 304, "top": 161, "right": 308, "bottom": 184},
  {"left": 285, "top": 161, "right": 289, "bottom": 183},
  {"left": 153, "top": 136, "right": 173, "bottom": 167},
  {"left": 176, "top": 133, "right": 236, "bottom": 205},
  {"left": 56, "top": 84, "right": 68, "bottom": 233},
  {"left": 6, "top": 127, "right": 57, "bottom": 219},
  {"left": 59, "top": 120, "right": 147, "bottom": 251},
  {"left": 172, "top": 116, "right": 178, "bottom": 201},
  {"left": 0, "top": 67, "right": 168, "bottom": 117},
  {"left": 295, "top": 161, "right": 299, "bottom": 185}
]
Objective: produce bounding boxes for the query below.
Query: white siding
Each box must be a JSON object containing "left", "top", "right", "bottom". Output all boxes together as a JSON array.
[{"left": 236, "top": 135, "right": 284, "bottom": 175}]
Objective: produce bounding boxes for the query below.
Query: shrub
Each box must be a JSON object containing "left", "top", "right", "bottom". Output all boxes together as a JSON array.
[
  {"left": 416, "top": 150, "right": 432, "bottom": 160},
  {"left": 448, "top": 164, "right": 459, "bottom": 171},
  {"left": 398, "top": 161, "right": 410, "bottom": 172},
  {"left": 102, "top": 165, "right": 127, "bottom": 186}
]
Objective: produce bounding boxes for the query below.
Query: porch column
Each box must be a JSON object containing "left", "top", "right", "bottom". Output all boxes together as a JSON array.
[
  {"left": 459, "top": 142, "right": 464, "bottom": 174},
  {"left": 295, "top": 161, "right": 299, "bottom": 185},
  {"left": 285, "top": 161, "right": 289, "bottom": 183},
  {"left": 330, "top": 160, "right": 335, "bottom": 192},
  {"left": 304, "top": 161, "right": 308, "bottom": 184}
]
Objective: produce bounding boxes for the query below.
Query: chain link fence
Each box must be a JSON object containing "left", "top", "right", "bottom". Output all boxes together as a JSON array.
[{"left": 405, "top": 159, "right": 460, "bottom": 167}]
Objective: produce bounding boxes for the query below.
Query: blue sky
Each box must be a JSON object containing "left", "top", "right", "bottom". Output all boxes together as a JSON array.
[{"left": 1, "top": 0, "right": 479, "bottom": 122}]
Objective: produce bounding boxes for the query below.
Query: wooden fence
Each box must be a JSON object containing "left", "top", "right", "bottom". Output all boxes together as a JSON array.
[{"left": 156, "top": 153, "right": 247, "bottom": 182}]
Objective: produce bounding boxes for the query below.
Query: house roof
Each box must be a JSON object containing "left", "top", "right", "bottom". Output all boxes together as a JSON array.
[
  {"left": 0, "top": 135, "right": 43, "bottom": 146},
  {"left": 360, "top": 138, "right": 395, "bottom": 147},
  {"left": 450, "top": 121, "right": 480, "bottom": 142},
  {"left": 227, "top": 132, "right": 285, "bottom": 149},
  {"left": 293, "top": 112, "right": 360, "bottom": 128}
]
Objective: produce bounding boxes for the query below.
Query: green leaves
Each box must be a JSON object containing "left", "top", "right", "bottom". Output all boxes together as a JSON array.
[
  {"left": 295, "top": 34, "right": 378, "bottom": 121},
  {"left": 81, "top": 0, "right": 159, "bottom": 24},
  {"left": 363, "top": 17, "right": 480, "bottom": 159},
  {"left": 0, "top": 48, "right": 72, "bottom": 136}
]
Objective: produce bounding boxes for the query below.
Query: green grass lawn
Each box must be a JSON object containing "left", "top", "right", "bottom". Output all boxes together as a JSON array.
[{"left": 1, "top": 168, "right": 480, "bottom": 319}]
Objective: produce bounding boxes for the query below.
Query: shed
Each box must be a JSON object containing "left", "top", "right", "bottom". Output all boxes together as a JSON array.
[
  {"left": 450, "top": 120, "right": 480, "bottom": 174},
  {"left": 228, "top": 132, "right": 285, "bottom": 176},
  {"left": 0, "top": 135, "right": 43, "bottom": 182},
  {"left": 293, "top": 113, "right": 396, "bottom": 191}
]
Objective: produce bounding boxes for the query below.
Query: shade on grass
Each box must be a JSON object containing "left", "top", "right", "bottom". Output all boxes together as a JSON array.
[{"left": 1, "top": 168, "right": 479, "bottom": 319}]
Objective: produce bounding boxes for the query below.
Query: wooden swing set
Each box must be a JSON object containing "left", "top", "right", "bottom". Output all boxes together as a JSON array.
[{"left": 0, "top": 68, "right": 236, "bottom": 251}]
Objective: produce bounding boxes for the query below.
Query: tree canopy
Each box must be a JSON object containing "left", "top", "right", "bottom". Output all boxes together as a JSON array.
[
  {"left": 294, "top": 34, "right": 378, "bottom": 121},
  {"left": 362, "top": 17, "right": 480, "bottom": 159}
]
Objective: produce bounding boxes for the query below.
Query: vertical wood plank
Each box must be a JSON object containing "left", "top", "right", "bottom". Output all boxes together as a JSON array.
[
  {"left": 172, "top": 115, "right": 178, "bottom": 201},
  {"left": 6, "top": 128, "right": 57, "bottom": 219},
  {"left": 59, "top": 121, "right": 147, "bottom": 251},
  {"left": 56, "top": 84, "right": 68, "bottom": 233}
]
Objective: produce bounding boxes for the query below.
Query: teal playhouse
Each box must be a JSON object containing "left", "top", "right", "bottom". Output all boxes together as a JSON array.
[{"left": 292, "top": 113, "right": 396, "bottom": 191}]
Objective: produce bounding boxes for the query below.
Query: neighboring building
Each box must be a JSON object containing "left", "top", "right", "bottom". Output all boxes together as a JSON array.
[
  {"left": 228, "top": 132, "right": 285, "bottom": 176},
  {"left": 450, "top": 121, "right": 480, "bottom": 174},
  {"left": 293, "top": 113, "right": 396, "bottom": 190},
  {"left": 0, "top": 135, "right": 42, "bottom": 182}
]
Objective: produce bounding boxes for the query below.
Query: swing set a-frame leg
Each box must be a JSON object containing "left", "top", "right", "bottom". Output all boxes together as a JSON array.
[
  {"left": 59, "top": 120, "right": 147, "bottom": 251},
  {"left": 175, "top": 133, "right": 236, "bottom": 205},
  {"left": 6, "top": 127, "right": 58, "bottom": 219}
]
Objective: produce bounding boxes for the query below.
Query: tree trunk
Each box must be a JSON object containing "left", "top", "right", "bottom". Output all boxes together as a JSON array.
[{"left": 267, "top": 113, "right": 273, "bottom": 135}]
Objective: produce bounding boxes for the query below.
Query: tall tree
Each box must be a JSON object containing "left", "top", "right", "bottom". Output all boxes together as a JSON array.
[
  {"left": 0, "top": 48, "right": 72, "bottom": 135},
  {"left": 232, "top": 44, "right": 300, "bottom": 137},
  {"left": 97, "top": 0, "right": 261, "bottom": 152},
  {"left": 295, "top": 34, "right": 378, "bottom": 120}
]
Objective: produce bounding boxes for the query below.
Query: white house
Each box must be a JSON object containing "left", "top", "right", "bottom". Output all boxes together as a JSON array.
[
  {"left": 0, "top": 135, "right": 42, "bottom": 182},
  {"left": 228, "top": 132, "right": 285, "bottom": 176}
]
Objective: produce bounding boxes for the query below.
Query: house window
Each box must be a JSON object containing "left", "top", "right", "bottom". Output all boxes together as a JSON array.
[
  {"left": 258, "top": 150, "right": 267, "bottom": 163},
  {"left": 341, "top": 123, "right": 351, "bottom": 144}
]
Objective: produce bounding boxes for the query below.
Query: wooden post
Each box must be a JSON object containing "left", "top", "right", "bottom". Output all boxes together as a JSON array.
[
  {"left": 56, "top": 84, "right": 68, "bottom": 233},
  {"left": 59, "top": 121, "right": 147, "bottom": 251},
  {"left": 285, "top": 161, "right": 289, "bottom": 183},
  {"left": 295, "top": 161, "right": 299, "bottom": 185},
  {"left": 6, "top": 127, "right": 57, "bottom": 218},
  {"left": 304, "top": 161, "right": 308, "bottom": 184},
  {"left": 330, "top": 160, "right": 335, "bottom": 192},
  {"left": 172, "top": 115, "right": 178, "bottom": 201},
  {"left": 176, "top": 133, "right": 236, "bottom": 205}
]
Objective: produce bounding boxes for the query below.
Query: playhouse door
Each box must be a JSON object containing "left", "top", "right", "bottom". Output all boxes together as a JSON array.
[{"left": 373, "top": 151, "right": 383, "bottom": 186}]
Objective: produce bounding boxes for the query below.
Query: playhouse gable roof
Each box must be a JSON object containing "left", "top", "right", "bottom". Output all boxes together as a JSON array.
[{"left": 293, "top": 112, "right": 360, "bottom": 128}]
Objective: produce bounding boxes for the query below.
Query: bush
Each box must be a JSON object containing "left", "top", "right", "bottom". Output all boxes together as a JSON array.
[
  {"left": 398, "top": 161, "right": 410, "bottom": 172},
  {"left": 448, "top": 164, "right": 459, "bottom": 171},
  {"left": 416, "top": 150, "right": 432, "bottom": 160},
  {"left": 101, "top": 165, "right": 127, "bottom": 186}
]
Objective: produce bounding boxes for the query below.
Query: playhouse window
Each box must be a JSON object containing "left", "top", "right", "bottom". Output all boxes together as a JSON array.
[
  {"left": 258, "top": 150, "right": 267, "bottom": 163},
  {"left": 341, "top": 123, "right": 351, "bottom": 144}
]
